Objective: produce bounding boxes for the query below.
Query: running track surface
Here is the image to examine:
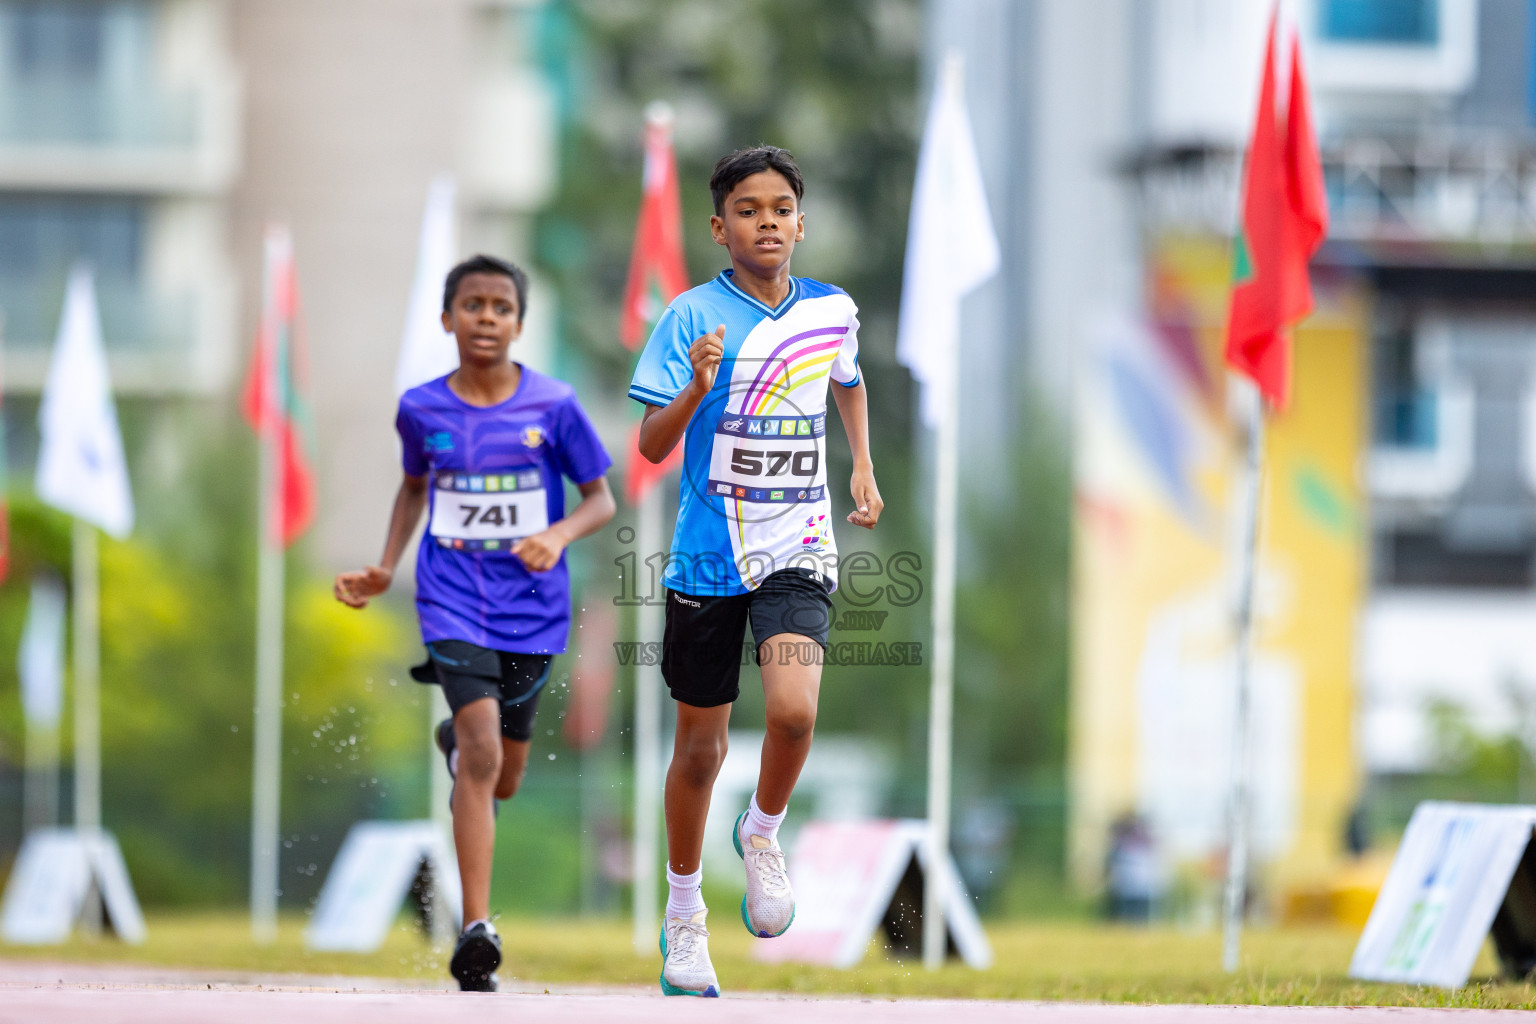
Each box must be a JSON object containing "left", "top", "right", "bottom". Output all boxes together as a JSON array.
[{"left": 0, "top": 961, "right": 1516, "bottom": 1023}]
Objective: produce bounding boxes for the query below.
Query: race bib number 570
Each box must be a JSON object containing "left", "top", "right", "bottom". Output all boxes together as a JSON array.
[
  {"left": 708, "top": 413, "right": 826, "bottom": 504},
  {"left": 430, "top": 471, "right": 549, "bottom": 547}
]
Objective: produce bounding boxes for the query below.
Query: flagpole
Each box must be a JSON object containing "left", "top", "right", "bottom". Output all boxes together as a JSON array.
[
  {"left": 250, "top": 385, "right": 284, "bottom": 944},
  {"left": 1222, "top": 385, "right": 1265, "bottom": 973},
  {"left": 632, "top": 483, "right": 663, "bottom": 952},
  {"left": 71, "top": 517, "right": 102, "bottom": 935},
  {"left": 922, "top": 280, "right": 960, "bottom": 972}
]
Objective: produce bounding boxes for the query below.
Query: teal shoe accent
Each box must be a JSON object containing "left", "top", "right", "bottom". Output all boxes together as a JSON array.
[
  {"left": 740, "top": 894, "right": 795, "bottom": 938},
  {"left": 658, "top": 924, "right": 721, "bottom": 997},
  {"left": 733, "top": 809, "right": 747, "bottom": 859}
]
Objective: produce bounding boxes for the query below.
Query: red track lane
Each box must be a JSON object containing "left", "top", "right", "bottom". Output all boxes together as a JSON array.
[{"left": 0, "top": 963, "right": 1517, "bottom": 1023}]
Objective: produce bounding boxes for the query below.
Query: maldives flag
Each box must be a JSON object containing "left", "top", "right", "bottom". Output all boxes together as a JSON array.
[
  {"left": 1224, "top": 12, "right": 1328, "bottom": 410},
  {"left": 621, "top": 107, "right": 688, "bottom": 503},
  {"left": 241, "top": 225, "right": 317, "bottom": 547}
]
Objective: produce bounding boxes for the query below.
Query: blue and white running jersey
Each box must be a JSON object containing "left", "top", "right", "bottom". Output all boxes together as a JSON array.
[{"left": 629, "top": 270, "right": 861, "bottom": 597}]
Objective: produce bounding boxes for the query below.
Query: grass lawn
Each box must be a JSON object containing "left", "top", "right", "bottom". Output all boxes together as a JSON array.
[{"left": 3, "top": 913, "right": 1534, "bottom": 1008}]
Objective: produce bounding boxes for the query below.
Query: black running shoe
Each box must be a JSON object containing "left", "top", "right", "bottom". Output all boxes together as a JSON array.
[{"left": 450, "top": 920, "right": 502, "bottom": 992}]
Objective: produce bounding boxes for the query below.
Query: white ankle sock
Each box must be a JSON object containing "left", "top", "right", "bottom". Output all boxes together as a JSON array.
[
  {"left": 743, "top": 792, "right": 786, "bottom": 845},
  {"left": 665, "top": 865, "right": 705, "bottom": 920}
]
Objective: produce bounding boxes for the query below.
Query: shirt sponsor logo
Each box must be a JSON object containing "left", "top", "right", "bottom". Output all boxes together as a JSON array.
[
  {"left": 501, "top": 475, "right": 518, "bottom": 490},
  {"left": 797, "top": 420, "right": 811, "bottom": 436},
  {"left": 723, "top": 418, "right": 743, "bottom": 432},
  {"left": 427, "top": 431, "right": 454, "bottom": 453},
  {"left": 518, "top": 472, "right": 541, "bottom": 489},
  {"left": 797, "top": 490, "right": 807, "bottom": 499},
  {"left": 770, "top": 490, "right": 784, "bottom": 501},
  {"left": 762, "top": 420, "right": 780, "bottom": 435},
  {"left": 440, "top": 473, "right": 455, "bottom": 490},
  {"left": 735, "top": 487, "right": 747, "bottom": 498},
  {"left": 715, "top": 483, "right": 732, "bottom": 495},
  {"left": 469, "top": 477, "right": 485, "bottom": 492},
  {"left": 521, "top": 425, "right": 545, "bottom": 448},
  {"left": 485, "top": 476, "right": 501, "bottom": 492},
  {"left": 747, "top": 420, "right": 764, "bottom": 435}
]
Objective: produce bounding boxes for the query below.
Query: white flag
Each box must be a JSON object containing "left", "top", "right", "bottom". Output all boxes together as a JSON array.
[
  {"left": 36, "top": 266, "right": 135, "bottom": 537},
  {"left": 895, "top": 53, "right": 1001, "bottom": 429},
  {"left": 17, "top": 574, "right": 66, "bottom": 729},
  {"left": 394, "top": 174, "right": 460, "bottom": 395}
]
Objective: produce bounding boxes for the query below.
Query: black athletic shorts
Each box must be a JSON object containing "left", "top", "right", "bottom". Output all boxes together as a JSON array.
[
  {"left": 409, "top": 640, "right": 552, "bottom": 741},
  {"left": 661, "top": 567, "right": 833, "bottom": 708}
]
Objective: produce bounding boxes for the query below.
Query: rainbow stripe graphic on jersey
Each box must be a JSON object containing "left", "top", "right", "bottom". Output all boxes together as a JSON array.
[{"left": 739, "top": 326, "right": 847, "bottom": 416}]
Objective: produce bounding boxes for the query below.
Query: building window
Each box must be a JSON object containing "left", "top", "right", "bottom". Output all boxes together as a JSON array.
[
  {"left": 9, "top": 0, "right": 107, "bottom": 80},
  {"left": 1372, "top": 320, "right": 1438, "bottom": 450},
  {"left": 1320, "top": 0, "right": 1440, "bottom": 45},
  {"left": 0, "top": 194, "right": 146, "bottom": 347}
]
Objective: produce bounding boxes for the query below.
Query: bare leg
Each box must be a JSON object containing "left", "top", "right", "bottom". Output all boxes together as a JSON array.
[
  {"left": 495, "top": 737, "right": 531, "bottom": 801},
  {"left": 754, "top": 634, "right": 822, "bottom": 815},
  {"left": 452, "top": 697, "right": 503, "bottom": 924},
  {"left": 664, "top": 702, "right": 732, "bottom": 874}
]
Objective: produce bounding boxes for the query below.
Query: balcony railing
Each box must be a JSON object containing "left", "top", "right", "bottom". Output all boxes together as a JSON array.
[{"left": 1127, "top": 131, "right": 1536, "bottom": 247}]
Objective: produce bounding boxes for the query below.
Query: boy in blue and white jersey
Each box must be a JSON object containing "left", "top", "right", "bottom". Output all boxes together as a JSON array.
[
  {"left": 630, "top": 146, "right": 883, "bottom": 997},
  {"left": 336, "top": 255, "right": 615, "bottom": 992}
]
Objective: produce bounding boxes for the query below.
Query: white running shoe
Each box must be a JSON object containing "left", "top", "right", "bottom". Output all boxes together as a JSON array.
[
  {"left": 659, "top": 909, "right": 721, "bottom": 997},
  {"left": 734, "top": 810, "right": 796, "bottom": 937}
]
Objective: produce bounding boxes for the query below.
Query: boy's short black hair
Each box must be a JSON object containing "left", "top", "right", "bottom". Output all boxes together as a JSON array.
[
  {"left": 442, "top": 254, "right": 528, "bottom": 322},
  {"left": 708, "top": 145, "right": 805, "bottom": 215}
]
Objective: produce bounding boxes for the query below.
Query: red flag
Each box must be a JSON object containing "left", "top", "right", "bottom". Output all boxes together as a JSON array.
[
  {"left": 242, "top": 226, "right": 317, "bottom": 547},
  {"left": 619, "top": 111, "right": 689, "bottom": 351},
  {"left": 624, "top": 423, "right": 682, "bottom": 507},
  {"left": 1224, "top": 13, "right": 1328, "bottom": 410},
  {"left": 621, "top": 107, "right": 691, "bottom": 504}
]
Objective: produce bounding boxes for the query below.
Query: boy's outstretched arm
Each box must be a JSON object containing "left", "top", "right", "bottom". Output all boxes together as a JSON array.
[
  {"left": 511, "top": 476, "right": 616, "bottom": 572},
  {"left": 334, "top": 473, "right": 428, "bottom": 608},
  {"left": 637, "top": 325, "right": 725, "bottom": 463},
  {"left": 832, "top": 379, "right": 882, "bottom": 529}
]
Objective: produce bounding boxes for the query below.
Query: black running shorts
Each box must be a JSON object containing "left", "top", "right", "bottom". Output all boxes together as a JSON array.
[
  {"left": 661, "top": 567, "right": 833, "bottom": 708},
  {"left": 410, "top": 640, "right": 552, "bottom": 741}
]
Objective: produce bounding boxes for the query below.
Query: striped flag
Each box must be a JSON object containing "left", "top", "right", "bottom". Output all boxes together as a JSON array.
[
  {"left": 241, "top": 226, "right": 317, "bottom": 547},
  {"left": 621, "top": 104, "right": 688, "bottom": 503}
]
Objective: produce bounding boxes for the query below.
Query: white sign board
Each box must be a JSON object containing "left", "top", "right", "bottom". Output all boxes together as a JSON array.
[
  {"left": 753, "top": 819, "right": 991, "bottom": 969},
  {"left": 1, "top": 828, "right": 145, "bottom": 944},
  {"left": 1350, "top": 801, "right": 1536, "bottom": 988},
  {"left": 306, "top": 820, "right": 461, "bottom": 952}
]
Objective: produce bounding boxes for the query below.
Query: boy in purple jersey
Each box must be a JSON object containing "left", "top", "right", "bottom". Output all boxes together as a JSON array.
[{"left": 335, "top": 255, "right": 614, "bottom": 991}]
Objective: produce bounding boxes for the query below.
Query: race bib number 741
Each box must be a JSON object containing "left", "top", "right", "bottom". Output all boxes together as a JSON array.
[{"left": 430, "top": 472, "right": 549, "bottom": 545}]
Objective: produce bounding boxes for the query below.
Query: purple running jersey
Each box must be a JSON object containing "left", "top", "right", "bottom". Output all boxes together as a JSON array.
[{"left": 396, "top": 367, "right": 611, "bottom": 653}]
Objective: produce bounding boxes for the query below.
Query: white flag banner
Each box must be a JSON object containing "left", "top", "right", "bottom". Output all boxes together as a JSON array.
[
  {"left": 895, "top": 54, "right": 1001, "bottom": 429},
  {"left": 17, "top": 575, "right": 66, "bottom": 729},
  {"left": 36, "top": 266, "right": 134, "bottom": 537},
  {"left": 394, "top": 174, "right": 460, "bottom": 395}
]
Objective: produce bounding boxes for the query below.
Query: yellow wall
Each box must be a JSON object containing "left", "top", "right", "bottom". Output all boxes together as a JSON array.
[{"left": 1069, "top": 234, "right": 1367, "bottom": 896}]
